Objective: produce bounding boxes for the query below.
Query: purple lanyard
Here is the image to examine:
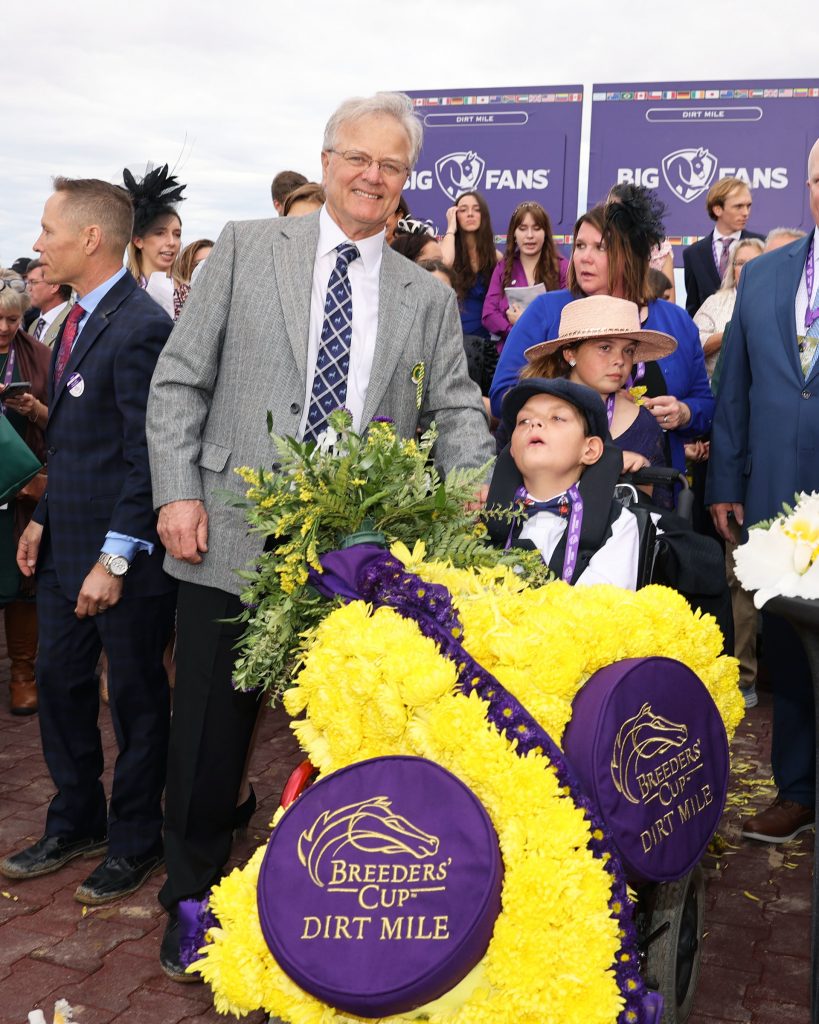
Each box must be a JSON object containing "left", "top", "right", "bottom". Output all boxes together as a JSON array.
[
  {"left": 624, "top": 361, "right": 645, "bottom": 391},
  {"left": 505, "top": 483, "right": 584, "bottom": 583},
  {"left": 606, "top": 393, "right": 615, "bottom": 428},
  {"left": 805, "top": 237, "right": 819, "bottom": 332},
  {"left": 0, "top": 343, "right": 15, "bottom": 418}
]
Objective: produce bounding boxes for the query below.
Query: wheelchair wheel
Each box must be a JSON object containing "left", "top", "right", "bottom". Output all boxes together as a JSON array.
[{"left": 643, "top": 866, "right": 705, "bottom": 1024}]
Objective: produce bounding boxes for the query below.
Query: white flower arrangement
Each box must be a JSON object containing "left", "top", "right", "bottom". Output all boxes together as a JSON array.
[{"left": 734, "top": 492, "right": 819, "bottom": 607}]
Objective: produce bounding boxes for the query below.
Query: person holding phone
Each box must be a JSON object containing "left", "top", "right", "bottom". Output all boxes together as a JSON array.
[{"left": 0, "top": 274, "right": 50, "bottom": 714}]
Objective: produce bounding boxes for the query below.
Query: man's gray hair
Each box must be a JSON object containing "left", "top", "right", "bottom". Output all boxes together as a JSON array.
[
  {"left": 765, "top": 226, "right": 806, "bottom": 246},
  {"left": 322, "top": 92, "right": 423, "bottom": 167}
]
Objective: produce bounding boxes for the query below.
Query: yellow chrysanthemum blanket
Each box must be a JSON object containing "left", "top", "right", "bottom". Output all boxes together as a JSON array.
[{"left": 194, "top": 554, "right": 741, "bottom": 1023}]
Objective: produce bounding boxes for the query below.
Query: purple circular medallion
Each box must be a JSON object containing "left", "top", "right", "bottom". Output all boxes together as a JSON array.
[
  {"left": 562, "top": 657, "right": 729, "bottom": 882},
  {"left": 258, "top": 756, "right": 503, "bottom": 1018}
]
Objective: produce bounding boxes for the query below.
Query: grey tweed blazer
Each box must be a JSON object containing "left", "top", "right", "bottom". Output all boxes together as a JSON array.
[{"left": 146, "top": 211, "right": 494, "bottom": 595}]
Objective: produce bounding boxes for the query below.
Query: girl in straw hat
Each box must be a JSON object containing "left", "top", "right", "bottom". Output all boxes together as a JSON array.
[{"left": 522, "top": 295, "right": 677, "bottom": 493}]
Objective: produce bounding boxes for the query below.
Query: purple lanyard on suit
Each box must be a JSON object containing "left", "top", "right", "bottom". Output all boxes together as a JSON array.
[{"left": 805, "top": 237, "right": 819, "bottom": 331}]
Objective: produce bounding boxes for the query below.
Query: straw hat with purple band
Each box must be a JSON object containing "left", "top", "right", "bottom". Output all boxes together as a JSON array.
[
  {"left": 523, "top": 295, "right": 677, "bottom": 363},
  {"left": 501, "top": 377, "right": 610, "bottom": 441}
]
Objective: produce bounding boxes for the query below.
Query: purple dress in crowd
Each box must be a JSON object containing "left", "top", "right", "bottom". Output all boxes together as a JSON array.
[{"left": 481, "top": 255, "right": 570, "bottom": 343}]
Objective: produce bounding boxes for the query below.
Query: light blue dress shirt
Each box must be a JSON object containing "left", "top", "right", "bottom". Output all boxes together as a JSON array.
[{"left": 69, "top": 267, "right": 154, "bottom": 564}]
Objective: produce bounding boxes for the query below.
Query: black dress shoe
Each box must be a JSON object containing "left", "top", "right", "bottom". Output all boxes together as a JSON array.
[
  {"left": 160, "top": 910, "right": 200, "bottom": 984},
  {"left": 0, "top": 834, "right": 108, "bottom": 880},
  {"left": 74, "top": 849, "right": 164, "bottom": 905},
  {"left": 233, "top": 785, "right": 257, "bottom": 836}
]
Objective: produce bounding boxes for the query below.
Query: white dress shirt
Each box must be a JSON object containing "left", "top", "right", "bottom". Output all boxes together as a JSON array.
[
  {"left": 37, "top": 300, "right": 69, "bottom": 337},
  {"left": 711, "top": 228, "right": 741, "bottom": 271},
  {"left": 299, "top": 205, "right": 384, "bottom": 437},
  {"left": 518, "top": 493, "right": 642, "bottom": 591}
]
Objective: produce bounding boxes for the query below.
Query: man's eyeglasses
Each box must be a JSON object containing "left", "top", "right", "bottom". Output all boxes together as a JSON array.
[
  {"left": 0, "top": 278, "right": 26, "bottom": 294},
  {"left": 26, "top": 276, "right": 46, "bottom": 287},
  {"left": 326, "top": 149, "right": 409, "bottom": 179}
]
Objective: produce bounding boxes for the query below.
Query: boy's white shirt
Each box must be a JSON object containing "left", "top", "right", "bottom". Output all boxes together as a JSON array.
[{"left": 518, "top": 490, "right": 644, "bottom": 591}]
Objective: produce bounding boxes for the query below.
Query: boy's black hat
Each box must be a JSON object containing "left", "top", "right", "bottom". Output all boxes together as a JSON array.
[{"left": 501, "top": 377, "right": 610, "bottom": 441}]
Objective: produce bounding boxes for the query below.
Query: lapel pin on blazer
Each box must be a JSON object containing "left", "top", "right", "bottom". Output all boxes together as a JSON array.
[
  {"left": 411, "top": 361, "right": 425, "bottom": 410},
  {"left": 65, "top": 372, "right": 85, "bottom": 398}
]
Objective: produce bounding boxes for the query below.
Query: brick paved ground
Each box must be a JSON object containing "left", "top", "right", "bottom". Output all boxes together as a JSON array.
[{"left": 0, "top": 620, "right": 813, "bottom": 1023}]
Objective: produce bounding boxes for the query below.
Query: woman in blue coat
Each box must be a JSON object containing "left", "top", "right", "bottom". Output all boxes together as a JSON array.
[{"left": 490, "top": 198, "right": 714, "bottom": 474}]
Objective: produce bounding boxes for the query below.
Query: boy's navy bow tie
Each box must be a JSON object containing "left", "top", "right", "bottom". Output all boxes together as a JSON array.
[{"left": 522, "top": 494, "right": 571, "bottom": 519}]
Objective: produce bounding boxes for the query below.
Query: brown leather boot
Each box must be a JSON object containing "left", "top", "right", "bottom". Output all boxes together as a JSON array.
[{"left": 5, "top": 601, "right": 38, "bottom": 716}]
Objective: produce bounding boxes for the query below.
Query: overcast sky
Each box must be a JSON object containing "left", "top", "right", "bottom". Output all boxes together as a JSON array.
[{"left": 1, "top": 0, "right": 817, "bottom": 266}]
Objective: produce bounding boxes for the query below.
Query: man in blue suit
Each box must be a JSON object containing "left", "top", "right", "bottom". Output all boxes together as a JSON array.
[
  {"left": 0, "top": 178, "right": 176, "bottom": 903},
  {"left": 707, "top": 139, "right": 819, "bottom": 844}
]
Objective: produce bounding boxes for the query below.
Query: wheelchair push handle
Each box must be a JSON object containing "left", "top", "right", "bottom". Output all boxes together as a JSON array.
[{"left": 620, "top": 468, "right": 694, "bottom": 522}]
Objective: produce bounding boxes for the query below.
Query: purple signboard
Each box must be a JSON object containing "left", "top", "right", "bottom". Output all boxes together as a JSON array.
[
  {"left": 589, "top": 80, "right": 819, "bottom": 261},
  {"left": 403, "top": 86, "right": 583, "bottom": 247}
]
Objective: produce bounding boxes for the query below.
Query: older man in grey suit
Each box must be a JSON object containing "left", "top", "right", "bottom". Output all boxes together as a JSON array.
[{"left": 146, "top": 91, "right": 493, "bottom": 978}]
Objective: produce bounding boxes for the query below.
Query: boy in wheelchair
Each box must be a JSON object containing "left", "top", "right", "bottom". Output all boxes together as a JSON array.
[
  {"left": 488, "top": 377, "right": 644, "bottom": 589},
  {"left": 487, "top": 377, "right": 733, "bottom": 652}
]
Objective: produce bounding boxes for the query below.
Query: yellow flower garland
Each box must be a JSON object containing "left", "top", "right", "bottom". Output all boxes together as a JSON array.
[
  {"left": 195, "top": 563, "right": 741, "bottom": 1022},
  {"left": 393, "top": 547, "right": 743, "bottom": 745}
]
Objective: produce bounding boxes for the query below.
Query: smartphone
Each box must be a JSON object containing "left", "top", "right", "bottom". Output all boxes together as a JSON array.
[{"left": 0, "top": 381, "right": 32, "bottom": 399}]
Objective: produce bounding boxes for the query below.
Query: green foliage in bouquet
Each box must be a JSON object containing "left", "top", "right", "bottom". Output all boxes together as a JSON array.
[{"left": 226, "top": 410, "right": 549, "bottom": 700}]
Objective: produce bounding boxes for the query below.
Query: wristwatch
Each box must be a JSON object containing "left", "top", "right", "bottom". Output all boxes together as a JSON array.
[{"left": 97, "top": 552, "right": 130, "bottom": 577}]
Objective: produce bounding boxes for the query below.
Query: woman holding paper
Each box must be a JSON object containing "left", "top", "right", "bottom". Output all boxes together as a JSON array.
[{"left": 481, "top": 202, "right": 569, "bottom": 345}]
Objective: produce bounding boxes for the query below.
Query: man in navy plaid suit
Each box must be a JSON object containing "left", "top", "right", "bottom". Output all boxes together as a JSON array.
[{"left": 0, "top": 178, "right": 176, "bottom": 905}]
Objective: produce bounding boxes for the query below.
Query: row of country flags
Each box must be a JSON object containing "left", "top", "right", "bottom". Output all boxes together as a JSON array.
[
  {"left": 413, "top": 87, "right": 819, "bottom": 108},
  {"left": 489, "top": 235, "right": 707, "bottom": 247},
  {"left": 593, "top": 87, "right": 819, "bottom": 101},
  {"left": 413, "top": 93, "right": 582, "bottom": 107}
]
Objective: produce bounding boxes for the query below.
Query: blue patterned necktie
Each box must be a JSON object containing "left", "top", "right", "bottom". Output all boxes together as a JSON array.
[{"left": 303, "top": 242, "right": 360, "bottom": 442}]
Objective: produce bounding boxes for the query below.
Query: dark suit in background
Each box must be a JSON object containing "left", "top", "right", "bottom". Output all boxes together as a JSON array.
[
  {"left": 35, "top": 273, "right": 176, "bottom": 857},
  {"left": 683, "top": 228, "right": 764, "bottom": 317},
  {"left": 706, "top": 233, "right": 818, "bottom": 814}
]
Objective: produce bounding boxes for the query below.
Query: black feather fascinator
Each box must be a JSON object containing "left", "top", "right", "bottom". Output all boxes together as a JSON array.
[
  {"left": 605, "top": 184, "right": 667, "bottom": 262},
  {"left": 122, "top": 163, "right": 186, "bottom": 238}
]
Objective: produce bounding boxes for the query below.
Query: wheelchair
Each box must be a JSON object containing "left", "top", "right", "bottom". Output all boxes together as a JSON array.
[{"left": 274, "top": 452, "right": 730, "bottom": 1024}]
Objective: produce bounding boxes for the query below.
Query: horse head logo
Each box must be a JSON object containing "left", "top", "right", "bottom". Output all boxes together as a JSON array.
[
  {"left": 661, "top": 147, "right": 718, "bottom": 203},
  {"left": 610, "top": 704, "right": 689, "bottom": 804},
  {"left": 434, "top": 151, "right": 486, "bottom": 202},
  {"left": 297, "top": 796, "right": 440, "bottom": 887}
]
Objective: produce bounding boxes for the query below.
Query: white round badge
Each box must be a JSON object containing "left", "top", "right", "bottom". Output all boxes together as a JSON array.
[{"left": 66, "top": 372, "right": 84, "bottom": 397}]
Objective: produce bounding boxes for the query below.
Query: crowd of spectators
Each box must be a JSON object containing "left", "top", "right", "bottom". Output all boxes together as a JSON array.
[{"left": 0, "top": 90, "right": 817, "bottom": 988}]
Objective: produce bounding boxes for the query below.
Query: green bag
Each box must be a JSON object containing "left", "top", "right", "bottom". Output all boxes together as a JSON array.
[{"left": 0, "top": 415, "right": 42, "bottom": 504}]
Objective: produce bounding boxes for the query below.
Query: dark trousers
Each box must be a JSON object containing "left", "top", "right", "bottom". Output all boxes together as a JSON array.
[
  {"left": 36, "top": 554, "right": 175, "bottom": 857},
  {"left": 762, "top": 610, "right": 816, "bottom": 807},
  {"left": 159, "top": 581, "right": 261, "bottom": 910}
]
